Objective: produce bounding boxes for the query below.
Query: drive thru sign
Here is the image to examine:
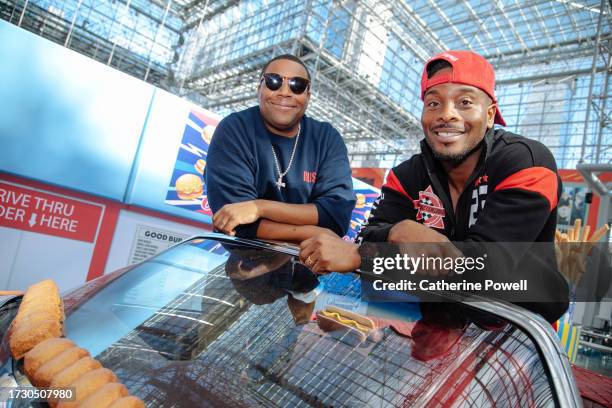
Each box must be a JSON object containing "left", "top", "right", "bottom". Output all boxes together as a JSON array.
[{"left": 0, "top": 181, "right": 103, "bottom": 242}]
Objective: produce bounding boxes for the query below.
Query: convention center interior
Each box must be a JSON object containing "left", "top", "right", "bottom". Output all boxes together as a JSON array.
[{"left": 0, "top": 0, "right": 611, "bottom": 407}]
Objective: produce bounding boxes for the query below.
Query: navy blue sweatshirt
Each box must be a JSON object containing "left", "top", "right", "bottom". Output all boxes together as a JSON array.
[{"left": 206, "top": 106, "right": 355, "bottom": 238}]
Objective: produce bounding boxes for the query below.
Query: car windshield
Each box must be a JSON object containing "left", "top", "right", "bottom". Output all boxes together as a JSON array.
[{"left": 21, "top": 237, "right": 559, "bottom": 407}]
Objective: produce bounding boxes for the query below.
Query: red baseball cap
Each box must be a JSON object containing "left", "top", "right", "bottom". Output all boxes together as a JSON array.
[{"left": 420, "top": 50, "right": 506, "bottom": 126}]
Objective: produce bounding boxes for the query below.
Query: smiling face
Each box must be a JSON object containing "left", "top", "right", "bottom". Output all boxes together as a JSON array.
[
  {"left": 421, "top": 68, "right": 496, "bottom": 163},
  {"left": 258, "top": 59, "right": 310, "bottom": 137}
]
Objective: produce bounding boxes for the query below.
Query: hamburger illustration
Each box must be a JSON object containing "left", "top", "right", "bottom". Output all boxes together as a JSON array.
[{"left": 175, "top": 173, "right": 203, "bottom": 200}]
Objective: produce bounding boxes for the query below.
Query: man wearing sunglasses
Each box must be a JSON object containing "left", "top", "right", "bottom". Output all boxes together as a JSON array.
[{"left": 206, "top": 54, "right": 355, "bottom": 242}]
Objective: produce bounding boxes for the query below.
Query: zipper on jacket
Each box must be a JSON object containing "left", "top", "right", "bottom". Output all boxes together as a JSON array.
[
  {"left": 421, "top": 145, "right": 487, "bottom": 241},
  {"left": 454, "top": 151, "right": 488, "bottom": 238}
]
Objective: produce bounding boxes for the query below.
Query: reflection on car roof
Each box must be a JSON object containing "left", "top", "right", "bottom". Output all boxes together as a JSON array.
[{"left": 59, "top": 237, "right": 557, "bottom": 407}]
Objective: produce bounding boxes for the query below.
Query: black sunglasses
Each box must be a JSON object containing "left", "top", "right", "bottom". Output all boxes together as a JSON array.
[{"left": 261, "top": 73, "right": 310, "bottom": 95}]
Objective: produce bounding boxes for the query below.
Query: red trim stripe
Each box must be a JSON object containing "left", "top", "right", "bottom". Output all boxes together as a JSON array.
[
  {"left": 494, "top": 167, "right": 558, "bottom": 211},
  {"left": 86, "top": 202, "right": 121, "bottom": 281},
  {"left": 383, "top": 170, "right": 414, "bottom": 201}
]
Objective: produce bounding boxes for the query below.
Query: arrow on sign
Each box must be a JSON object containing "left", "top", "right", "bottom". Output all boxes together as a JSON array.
[{"left": 28, "top": 213, "right": 37, "bottom": 227}]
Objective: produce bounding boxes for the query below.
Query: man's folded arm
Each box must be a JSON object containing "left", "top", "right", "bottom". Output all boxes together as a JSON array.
[
  {"left": 256, "top": 201, "right": 319, "bottom": 226},
  {"left": 256, "top": 219, "right": 333, "bottom": 243}
]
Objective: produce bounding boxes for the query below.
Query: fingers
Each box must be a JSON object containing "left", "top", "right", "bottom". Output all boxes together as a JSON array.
[
  {"left": 311, "top": 258, "right": 328, "bottom": 274},
  {"left": 299, "top": 237, "right": 327, "bottom": 272},
  {"left": 304, "top": 251, "right": 328, "bottom": 274},
  {"left": 307, "top": 255, "right": 320, "bottom": 270},
  {"left": 300, "top": 236, "right": 357, "bottom": 273},
  {"left": 299, "top": 236, "right": 315, "bottom": 251},
  {"left": 302, "top": 253, "right": 321, "bottom": 272},
  {"left": 300, "top": 249, "right": 315, "bottom": 266},
  {"left": 212, "top": 206, "right": 229, "bottom": 232},
  {"left": 300, "top": 249, "right": 318, "bottom": 269},
  {"left": 299, "top": 234, "right": 325, "bottom": 263},
  {"left": 224, "top": 218, "right": 239, "bottom": 235},
  {"left": 445, "top": 243, "right": 463, "bottom": 259},
  {"left": 213, "top": 206, "right": 238, "bottom": 235},
  {"left": 213, "top": 202, "right": 261, "bottom": 235},
  {"left": 215, "top": 218, "right": 232, "bottom": 234},
  {"left": 299, "top": 239, "right": 313, "bottom": 261}
]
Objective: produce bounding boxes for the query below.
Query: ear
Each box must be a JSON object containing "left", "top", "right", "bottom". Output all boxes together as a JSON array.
[{"left": 486, "top": 103, "right": 496, "bottom": 129}]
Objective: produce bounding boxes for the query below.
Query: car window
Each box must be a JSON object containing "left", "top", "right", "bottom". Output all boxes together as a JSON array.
[
  {"left": 10, "top": 238, "right": 559, "bottom": 407},
  {"left": 64, "top": 240, "right": 229, "bottom": 357}
]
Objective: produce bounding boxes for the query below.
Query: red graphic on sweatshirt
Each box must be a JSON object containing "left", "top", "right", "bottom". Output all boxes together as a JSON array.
[
  {"left": 413, "top": 185, "right": 445, "bottom": 229},
  {"left": 303, "top": 171, "right": 317, "bottom": 183}
]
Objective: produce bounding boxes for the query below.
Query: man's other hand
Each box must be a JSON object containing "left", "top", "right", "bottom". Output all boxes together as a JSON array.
[
  {"left": 299, "top": 234, "right": 361, "bottom": 274},
  {"left": 213, "top": 201, "right": 261, "bottom": 235},
  {"left": 388, "top": 219, "right": 449, "bottom": 243},
  {"left": 388, "top": 220, "right": 463, "bottom": 276}
]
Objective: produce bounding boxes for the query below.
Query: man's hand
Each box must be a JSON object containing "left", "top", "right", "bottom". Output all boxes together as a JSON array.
[
  {"left": 299, "top": 234, "right": 361, "bottom": 274},
  {"left": 388, "top": 219, "right": 449, "bottom": 243},
  {"left": 213, "top": 200, "right": 261, "bottom": 235},
  {"left": 389, "top": 220, "right": 461, "bottom": 277}
]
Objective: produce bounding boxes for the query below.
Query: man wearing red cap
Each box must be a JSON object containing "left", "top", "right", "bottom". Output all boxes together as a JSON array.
[{"left": 299, "top": 50, "right": 568, "bottom": 323}]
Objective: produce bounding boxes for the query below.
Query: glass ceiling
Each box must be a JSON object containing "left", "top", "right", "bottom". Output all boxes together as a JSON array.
[{"left": 1, "top": 0, "right": 610, "bottom": 168}]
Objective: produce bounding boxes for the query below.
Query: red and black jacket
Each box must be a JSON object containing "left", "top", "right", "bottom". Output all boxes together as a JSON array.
[
  {"left": 359, "top": 128, "right": 561, "bottom": 243},
  {"left": 357, "top": 128, "right": 569, "bottom": 322}
]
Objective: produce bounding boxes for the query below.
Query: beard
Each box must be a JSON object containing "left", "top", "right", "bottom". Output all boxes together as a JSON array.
[{"left": 426, "top": 137, "right": 484, "bottom": 164}]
